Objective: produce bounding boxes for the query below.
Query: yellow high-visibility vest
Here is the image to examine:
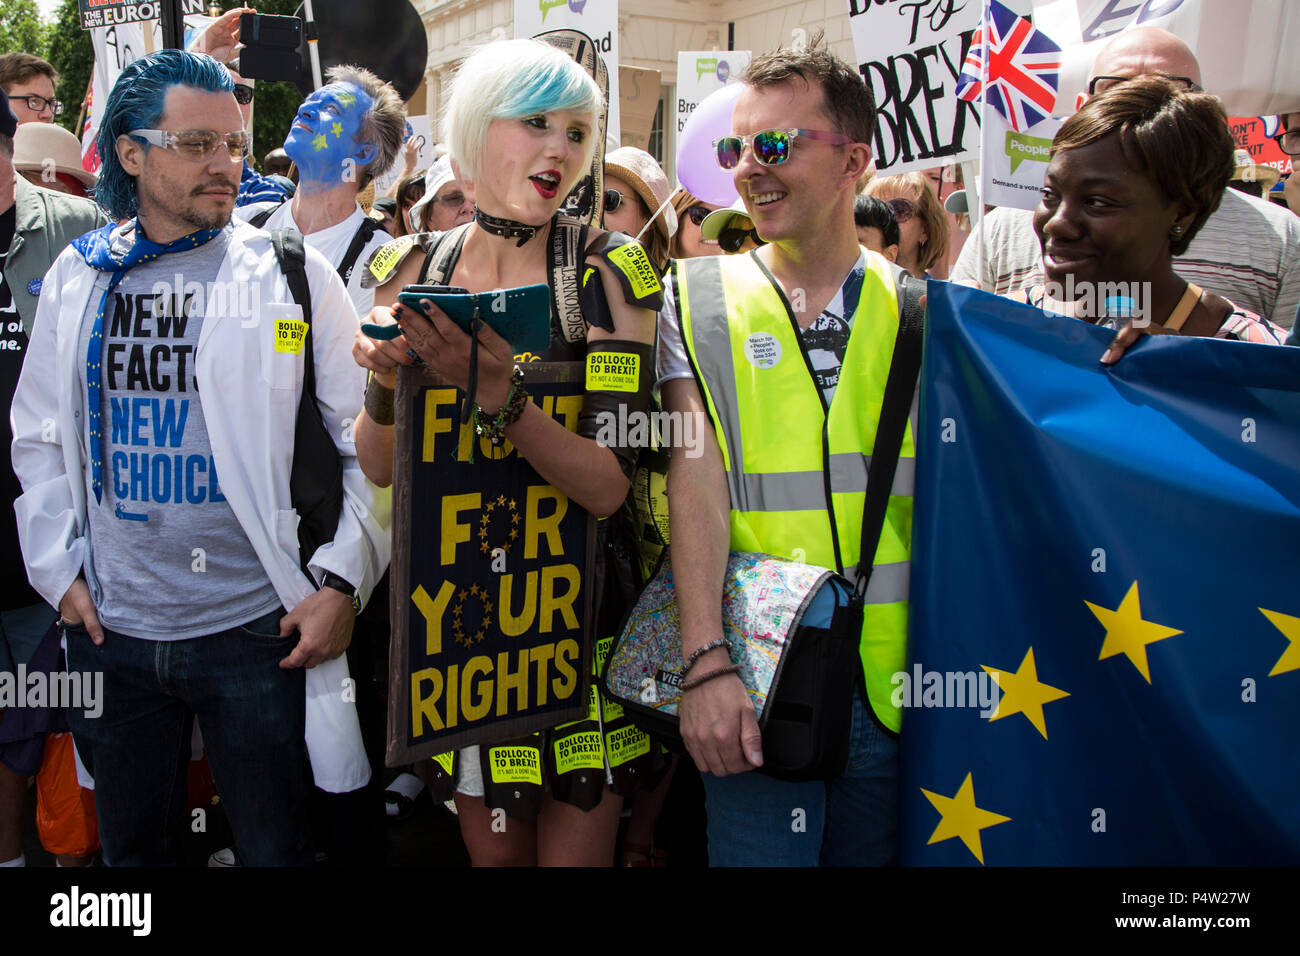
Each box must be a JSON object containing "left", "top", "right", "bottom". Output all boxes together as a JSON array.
[{"left": 674, "top": 250, "right": 913, "bottom": 732}]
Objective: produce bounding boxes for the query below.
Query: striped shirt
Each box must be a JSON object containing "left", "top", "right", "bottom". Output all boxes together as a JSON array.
[{"left": 950, "top": 189, "right": 1300, "bottom": 330}]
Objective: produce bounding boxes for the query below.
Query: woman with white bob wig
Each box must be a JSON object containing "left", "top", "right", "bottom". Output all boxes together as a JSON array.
[{"left": 352, "top": 37, "right": 661, "bottom": 866}]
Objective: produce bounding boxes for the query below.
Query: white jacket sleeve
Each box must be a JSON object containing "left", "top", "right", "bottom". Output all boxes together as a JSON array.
[
  {"left": 298, "top": 246, "right": 391, "bottom": 606},
  {"left": 11, "top": 249, "right": 88, "bottom": 610}
]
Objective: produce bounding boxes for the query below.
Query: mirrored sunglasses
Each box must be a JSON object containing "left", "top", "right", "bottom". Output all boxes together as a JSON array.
[{"left": 713, "top": 128, "right": 855, "bottom": 169}]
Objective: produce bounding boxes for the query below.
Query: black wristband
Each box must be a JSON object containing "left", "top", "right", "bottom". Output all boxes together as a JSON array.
[
  {"left": 321, "top": 572, "right": 361, "bottom": 612},
  {"left": 364, "top": 376, "right": 395, "bottom": 426}
]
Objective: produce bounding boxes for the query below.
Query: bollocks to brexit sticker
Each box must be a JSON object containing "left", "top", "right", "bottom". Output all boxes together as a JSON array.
[
  {"left": 274, "top": 318, "right": 308, "bottom": 354},
  {"left": 586, "top": 351, "right": 640, "bottom": 392},
  {"left": 606, "top": 243, "right": 662, "bottom": 301},
  {"left": 367, "top": 235, "right": 417, "bottom": 284}
]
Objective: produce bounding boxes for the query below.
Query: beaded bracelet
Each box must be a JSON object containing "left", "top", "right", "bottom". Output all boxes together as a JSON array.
[
  {"left": 472, "top": 366, "right": 527, "bottom": 446},
  {"left": 680, "top": 663, "right": 741, "bottom": 693},
  {"left": 683, "top": 638, "right": 730, "bottom": 676}
]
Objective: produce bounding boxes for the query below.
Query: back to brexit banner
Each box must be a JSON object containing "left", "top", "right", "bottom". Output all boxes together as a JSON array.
[{"left": 904, "top": 282, "right": 1300, "bottom": 865}]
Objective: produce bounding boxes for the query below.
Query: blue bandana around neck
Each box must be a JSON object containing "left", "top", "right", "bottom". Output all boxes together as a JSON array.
[{"left": 71, "top": 221, "right": 223, "bottom": 504}]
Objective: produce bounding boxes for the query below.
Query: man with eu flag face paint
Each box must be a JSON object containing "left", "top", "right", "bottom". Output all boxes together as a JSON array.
[
  {"left": 9, "top": 50, "right": 389, "bottom": 866},
  {"left": 239, "top": 66, "right": 406, "bottom": 317}
]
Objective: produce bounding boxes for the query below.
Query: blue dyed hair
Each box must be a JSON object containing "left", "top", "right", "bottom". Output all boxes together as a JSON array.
[
  {"left": 94, "top": 50, "right": 234, "bottom": 220},
  {"left": 443, "top": 38, "right": 602, "bottom": 183}
]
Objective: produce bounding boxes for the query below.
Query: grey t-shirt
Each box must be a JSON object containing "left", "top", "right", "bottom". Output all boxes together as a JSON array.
[{"left": 79, "top": 225, "right": 280, "bottom": 640}]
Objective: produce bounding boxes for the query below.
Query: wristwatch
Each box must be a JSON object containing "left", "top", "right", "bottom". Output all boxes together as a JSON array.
[{"left": 320, "top": 571, "right": 361, "bottom": 613}]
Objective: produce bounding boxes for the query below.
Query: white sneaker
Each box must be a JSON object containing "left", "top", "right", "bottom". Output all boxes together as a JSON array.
[{"left": 207, "top": 846, "right": 240, "bottom": 867}]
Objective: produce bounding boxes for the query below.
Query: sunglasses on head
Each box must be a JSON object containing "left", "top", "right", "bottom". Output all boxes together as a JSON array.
[
  {"left": 718, "top": 225, "right": 761, "bottom": 254},
  {"left": 684, "top": 204, "right": 712, "bottom": 226},
  {"left": 232, "top": 83, "right": 254, "bottom": 105},
  {"left": 713, "top": 128, "right": 855, "bottom": 169},
  {"left": 886, "top": 197, "right": 916, "bottom": 223}
]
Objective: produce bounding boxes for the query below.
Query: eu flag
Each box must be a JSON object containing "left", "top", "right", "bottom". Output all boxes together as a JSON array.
[{"left": 902, "top": 282, "right": 1300, "bottom": 865}]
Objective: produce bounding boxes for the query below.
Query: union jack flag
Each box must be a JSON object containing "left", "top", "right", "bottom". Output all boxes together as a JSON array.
[{"left": 955, "top": 0, "right": 1062, "bottom": 131}]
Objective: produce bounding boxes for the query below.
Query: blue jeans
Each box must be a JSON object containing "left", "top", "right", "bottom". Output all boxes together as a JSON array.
[
  {"left": 64, "top": 608, "right": 314, "bottom": 866},
  {"left": 701, "top": 689, "right": 899, "bottom": 866}
]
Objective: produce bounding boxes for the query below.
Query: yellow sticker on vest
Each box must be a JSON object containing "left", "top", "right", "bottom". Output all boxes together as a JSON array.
[
  {"left": 432, "top": 751, "right": 454, "bottom": 776},
  {"left": 554, "top": 731, "right": 605, "bottom": 774},
  {"left": 586, "top": 351, "right": 640, "bottom": 392},
  {"left": 274, "top": 318, "right": 307, "bottom": 354},
  {"left": 367, "top": 235, "right": 415, "bottom": 283},
  {"left": 487, "top": 745, "right": 543, "bottom": 785},
  {"left": 606, "top": 243, "right": 662, "bottom": 300}
]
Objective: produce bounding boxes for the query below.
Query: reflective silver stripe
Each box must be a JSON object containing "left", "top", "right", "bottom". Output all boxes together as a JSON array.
[
  {"left": 736, "top": 456, "right": 914, "bottom": 512},
  {"left": 844, "top": 560, "right": 911, "bottom": 605},
  {"left": 829, "top": 453, "right": 914, "bottom": 496},
  {"left": 680, "top": 258, "right": 749, "bottom": 510}
]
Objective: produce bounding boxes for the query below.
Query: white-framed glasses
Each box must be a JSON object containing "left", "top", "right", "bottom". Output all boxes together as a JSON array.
[{"left": 128, "top": 128, "right": 251, "bottom": 161}]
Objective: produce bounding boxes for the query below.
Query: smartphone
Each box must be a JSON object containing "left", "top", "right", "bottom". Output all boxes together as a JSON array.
[
  {"left": 362, "top": 286, "right": 467, "bottom": 340},
  {"left": 396, "top": 284, "right": 551, "bottom": 354}
]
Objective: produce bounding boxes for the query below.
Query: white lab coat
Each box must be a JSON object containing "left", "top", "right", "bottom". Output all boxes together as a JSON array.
[{"left": 10, "top": 219, "right": 391, "bottom": 792}]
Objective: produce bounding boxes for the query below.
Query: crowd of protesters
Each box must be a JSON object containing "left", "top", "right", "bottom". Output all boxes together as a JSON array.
[{"left": 0, "top": 8, "right": 1297, "bottom": 869}]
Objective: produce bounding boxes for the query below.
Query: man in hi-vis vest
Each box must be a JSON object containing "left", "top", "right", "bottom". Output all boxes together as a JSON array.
[{"left": 657, "top": 33, "right": 911, "bottom": 866}]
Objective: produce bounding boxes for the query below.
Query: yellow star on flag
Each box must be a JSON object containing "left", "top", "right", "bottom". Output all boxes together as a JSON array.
[
  {"left": 311, "top": 133, "right": 327, "bottom": 152},
  {"left": 981, "top": 647, "right": 1069, "bottom": 739},
  {"left": 1085, "top": 581, "right": 1181, "bottom": 683},
  {"left": 1259, "top": 608, "right": 1300, "bottom": 676},
  {"left": 920, "top": 773, "right": 1010, "bottom": 865},
  {"left": 331, "top": 121, "right": 343, "bottom": 137}
]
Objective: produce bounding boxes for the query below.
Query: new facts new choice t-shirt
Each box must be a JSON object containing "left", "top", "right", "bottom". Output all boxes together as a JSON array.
[{"left": 78, "top": 225, "right": 281, "bottom": 640}]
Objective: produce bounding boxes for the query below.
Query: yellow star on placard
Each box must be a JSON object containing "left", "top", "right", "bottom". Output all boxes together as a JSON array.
[
  {"left": 920, "top": 773, "right": 1010, "bottom": 865},
  {"left": 1259, "top": 608, "right": 1300, "bottom": 676},
  {"left": 1085, "top": 581, "right": 1182, "bottom": 683},
  {"left": 311, "top": 133, "right": 327, "bottom": 152},
  {"left": 981, "top": 647, "right": 1069, "bottom": 739}
]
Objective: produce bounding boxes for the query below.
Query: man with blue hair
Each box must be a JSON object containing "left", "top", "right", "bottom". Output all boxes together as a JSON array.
[{"left": 10, "top": 49, "right": 389, "bottom": 866}]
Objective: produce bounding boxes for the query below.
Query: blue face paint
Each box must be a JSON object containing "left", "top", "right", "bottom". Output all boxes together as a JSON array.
[{"left": 283, "top": 82, "right": 377, "bottom": 188}]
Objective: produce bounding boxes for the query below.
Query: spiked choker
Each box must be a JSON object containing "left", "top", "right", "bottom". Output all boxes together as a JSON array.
[{"left": 474, "top": 207, "right": 543, "bottom": 247}]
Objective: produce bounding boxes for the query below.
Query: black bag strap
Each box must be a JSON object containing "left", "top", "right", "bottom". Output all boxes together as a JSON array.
[
  {"left": 854, "top": 273, "right": 925, "bottom": 600},
  {"left": 419, "top": 222, "right": 473, "bottom": 285},
  {"left": 269, "top": 228, "right": 316, "bottom": 399},
  {"left": 246, "top": 201, "right": 282, "bottom": 229},
  {"left": 337, "top": 216, "right": 380, "bottom": 287}
]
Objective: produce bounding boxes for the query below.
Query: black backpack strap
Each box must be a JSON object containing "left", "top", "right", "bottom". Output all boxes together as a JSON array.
[
  {"left": 246, "top": 201, "right": 283, "bottom": 229},
  {"left": 853, "top": 273, "right": 925, "bottom": 600},
  {"left": 419, "top": 223, "right": 472, "bottom": 286},
  {"left": 270, "top": 228, "right": 316, "bottom": 398},
  {"left": 337, "top": 216, "right": 381, "bottom": 287},
  {"left": 548, "top": 215, "right": 588, "bottom": 343}
]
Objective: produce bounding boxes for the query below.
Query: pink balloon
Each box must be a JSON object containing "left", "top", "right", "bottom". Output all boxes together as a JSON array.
[{"left": 676, "top": 81, "right": 745, "bottom": 206}]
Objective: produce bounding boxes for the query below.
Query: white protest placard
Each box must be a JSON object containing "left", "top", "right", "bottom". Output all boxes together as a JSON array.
[
  {"left": 980, "top": 111, "right": 1063, "bottom": 209},
  {"left": 372, "top": 114, "right": 436, "bottom": 197},
  {"left": 847, "top": 0, "right": 1034, "bottom": 175},
  {"left": 675, "top": 50, "right": 751, "bottom": 137},
  {"left": 514, "top": 0, "right": 621, "bottom": 145},
  {"left": 1033, "top": 0, "right": 1300, "bottom": 117}
]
